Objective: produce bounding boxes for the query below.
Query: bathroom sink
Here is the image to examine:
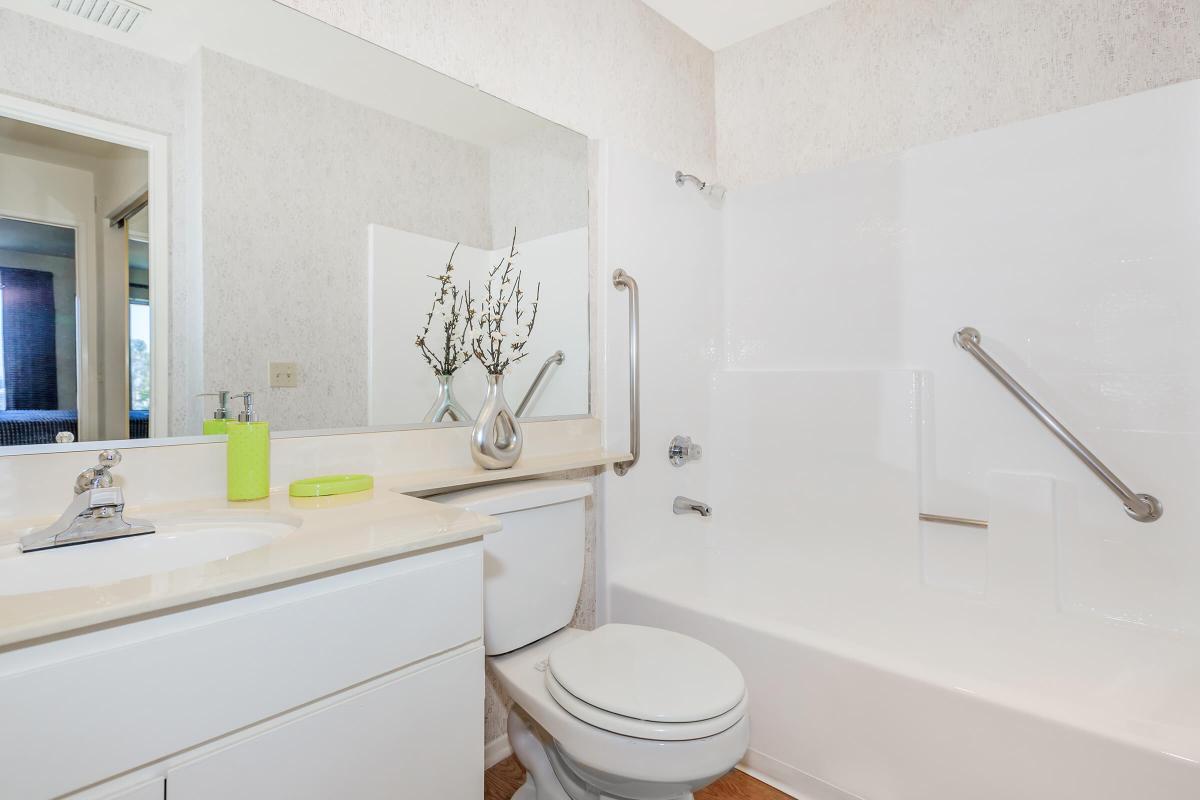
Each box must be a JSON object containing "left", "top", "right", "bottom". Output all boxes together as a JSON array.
[{"left": 0, "top": 513, "right": 301, "bottom": 596}]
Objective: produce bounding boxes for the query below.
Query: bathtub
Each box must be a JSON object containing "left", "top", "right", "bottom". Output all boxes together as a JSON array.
[{"left": 609, "top": 536, "right": 1200, "bottom": 800}]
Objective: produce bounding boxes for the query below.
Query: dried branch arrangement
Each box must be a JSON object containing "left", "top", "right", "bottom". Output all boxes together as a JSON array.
[
  {"left": 415, "top": 243, "right": 475, "bottom": 375},
  {"left": 471, "top": 228, "right": 541, "bottom": 375}
]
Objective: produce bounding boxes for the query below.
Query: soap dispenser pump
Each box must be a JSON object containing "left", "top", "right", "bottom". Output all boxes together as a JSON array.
[
  {"left": 198, "top": 390, "right": 232, "bottom": 435},
  {"left": 226, "top": 392, "right": 270, "bottom": 501}
]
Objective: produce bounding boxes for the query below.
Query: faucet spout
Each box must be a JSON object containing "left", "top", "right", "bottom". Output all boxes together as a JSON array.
[
  {"left": 673, "top": 496, "right": 713, "bottom": 517},
  {"left": 19, "top": 450, "right": 155, "bottom": 553}
]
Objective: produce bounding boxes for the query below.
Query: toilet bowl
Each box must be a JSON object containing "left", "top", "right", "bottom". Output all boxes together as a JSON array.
[
  {"left": 432, "top": 480, "right": 749, "bottom": 800},
  {"left": 492, "top": 626, "right": 749, "bottom": 800}
]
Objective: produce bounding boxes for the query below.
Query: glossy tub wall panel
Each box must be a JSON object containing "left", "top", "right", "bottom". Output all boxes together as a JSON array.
[
  {"left": 719, "top": 79, "right": 1200, "bottom": 637},
  {"left": 599, "top": 143, "right": 722, "bottom": 588},
  {"left": 606, "top": 367, "right": 1200, "bottom": 798}
]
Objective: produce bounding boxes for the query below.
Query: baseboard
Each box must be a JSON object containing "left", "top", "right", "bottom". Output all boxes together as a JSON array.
[
  {"left": 485, "top": 734, "right": 513, "bottom": 769},
  {"left": 739, "top": 749, "right": 863, "bottom": 800}
]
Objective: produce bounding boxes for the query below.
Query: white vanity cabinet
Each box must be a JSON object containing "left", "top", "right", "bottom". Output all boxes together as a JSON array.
[
  {"left": 165, "top": 647, "right": 481, "bottom": 799},
  {"left": 1, "top": 541, "right": 484, "bottom": 800}
]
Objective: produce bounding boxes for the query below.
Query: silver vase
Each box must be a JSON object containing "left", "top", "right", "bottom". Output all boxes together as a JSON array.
[
  {"left": 423, "top": 373, "right": 470, "bottom": 423},
  {"left": 470, "top": 372, "right": 522, "bottom": 469}
]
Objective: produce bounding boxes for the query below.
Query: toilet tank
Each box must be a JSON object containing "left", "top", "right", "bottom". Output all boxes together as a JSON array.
[{"left": 431, "top": 479, "right": 592, "bottom": 655}]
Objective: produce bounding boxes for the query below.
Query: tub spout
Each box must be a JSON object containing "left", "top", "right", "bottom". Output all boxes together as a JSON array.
[{"left": 673, "top": 496, "right": 712, "bottom": 517}]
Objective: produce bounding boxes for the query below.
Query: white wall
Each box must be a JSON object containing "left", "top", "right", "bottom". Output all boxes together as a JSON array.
[{"left": 715, "top": 0, "right": 1200, "bottom": 187}]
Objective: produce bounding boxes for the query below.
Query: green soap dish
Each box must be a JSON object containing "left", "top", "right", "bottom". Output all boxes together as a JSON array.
[{"left": 289, "top": 474, "right": 374, "bottom": 498}]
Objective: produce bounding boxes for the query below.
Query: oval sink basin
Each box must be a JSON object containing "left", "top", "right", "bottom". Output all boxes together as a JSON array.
[{"left": 0, "top": 514, "right": 300, "bottom": 596}]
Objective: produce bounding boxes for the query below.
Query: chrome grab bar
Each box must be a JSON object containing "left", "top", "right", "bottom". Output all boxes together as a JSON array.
[
  {"left": 919, "top": 512, "right": 989, "bottom": 529},
  {"left": 613, "top": 269, "right": 639, "bottom": 475},
  {"left": 515, "top": 350, "right": 565, "bottom": 417},
  {"left": 954, "top": 327, "right": 1162, "bottom": 523}
]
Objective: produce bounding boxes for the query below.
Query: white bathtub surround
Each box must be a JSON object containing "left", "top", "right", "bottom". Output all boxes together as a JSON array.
[
  {"left": 715, "top": 0, "right": 1200, "bottom": 186},
  {"left": 722, "top": 79, "right": 1200, "bottom": 636},
  {"left": 600, "top": 144, "right": 722, "bottom": 590},
  {"left": 599, "top": 79, "right": 1200, "bottom": 797},
  {"left": 608, "top": 369, "right": 1200, "bottom": 799}
]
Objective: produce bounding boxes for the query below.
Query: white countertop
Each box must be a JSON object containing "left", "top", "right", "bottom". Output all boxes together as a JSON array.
[{"left": 0, "top": 483, "right": 499, "bottom": 649}]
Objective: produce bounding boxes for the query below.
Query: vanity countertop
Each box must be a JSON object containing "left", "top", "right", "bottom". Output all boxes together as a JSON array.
[{"left": 0, "top": 486, "right": 500, "bottom": 649}]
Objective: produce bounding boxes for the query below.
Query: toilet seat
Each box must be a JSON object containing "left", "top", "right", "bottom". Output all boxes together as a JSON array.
[
  {"left": 545, "top": 624, "right": 747, "bottom": 741},
  {"left": 545, "top": 667, "right": 748, "bottom": 741}
]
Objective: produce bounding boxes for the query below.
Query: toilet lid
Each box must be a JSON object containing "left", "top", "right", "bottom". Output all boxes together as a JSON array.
[{"left": 547, "top": 624, "right": 746, "bottom": 724}]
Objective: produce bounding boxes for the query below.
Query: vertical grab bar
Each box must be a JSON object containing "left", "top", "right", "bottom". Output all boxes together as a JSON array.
[
  {"left": 613, "top": 269, "right": 639, "bottom": 475},
  {"left": 955, "top": 326, "right": 1162, "bottom": 523}
]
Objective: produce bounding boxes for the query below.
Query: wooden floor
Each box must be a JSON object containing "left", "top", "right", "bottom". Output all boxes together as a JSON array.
[{"left": 484, "top": 756, "right": 791, "bottom": 800}]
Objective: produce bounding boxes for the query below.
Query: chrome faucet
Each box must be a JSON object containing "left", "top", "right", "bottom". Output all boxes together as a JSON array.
[
  {"left": 19, "top": 450, "right": 155, "bottom": 553},
  {"left": 673, "top": 496, "right": 713, "bottom": 517}
]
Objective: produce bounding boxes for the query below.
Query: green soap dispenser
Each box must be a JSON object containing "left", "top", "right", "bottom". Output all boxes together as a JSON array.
[
  {"left": 198, "top": 390, "right": 232, "bottom": 435},
  {"left": 227, "top": 392, "right": 270, "bottom": 501}
]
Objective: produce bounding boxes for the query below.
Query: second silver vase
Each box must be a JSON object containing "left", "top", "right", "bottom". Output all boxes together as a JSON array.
[{"left": 470, "top": 372, "right": 522, "bottom": 469}]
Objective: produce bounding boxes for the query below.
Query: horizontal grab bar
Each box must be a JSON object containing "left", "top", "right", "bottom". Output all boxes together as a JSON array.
[
  {"left": 919, "top": 513, "right": 989, "bottom": 529},
  {"left": 954, "top": 326, "right": 1162, "bottom": 523}
]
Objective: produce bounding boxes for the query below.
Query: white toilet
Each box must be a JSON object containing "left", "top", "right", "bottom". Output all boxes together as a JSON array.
[{"left": 433, "top": 479, "right": 749, "bottom": 800}]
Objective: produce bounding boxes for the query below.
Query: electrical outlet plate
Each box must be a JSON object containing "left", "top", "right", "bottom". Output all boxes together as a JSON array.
[{"left": 270, "top": 362, "right": 299, "bottom": 388}]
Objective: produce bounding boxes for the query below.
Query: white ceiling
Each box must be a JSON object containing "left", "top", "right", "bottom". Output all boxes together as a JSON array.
[{"left": 641, "top": 0, "right": 838, "bottom": 50}]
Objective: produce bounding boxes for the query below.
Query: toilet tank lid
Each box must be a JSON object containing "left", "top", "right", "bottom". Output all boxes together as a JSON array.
[{"left": 429, "top": 479, "right": 592, "bottom": 515}]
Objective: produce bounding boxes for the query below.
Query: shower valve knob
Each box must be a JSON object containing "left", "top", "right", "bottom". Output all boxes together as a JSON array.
[{"left": 668, "top": 435, "right": 702, "bottom": 467}]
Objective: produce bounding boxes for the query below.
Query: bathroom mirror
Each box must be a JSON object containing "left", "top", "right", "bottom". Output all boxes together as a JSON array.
[{"left": 0, "top": 0, "right": 589, "bottom": 449}]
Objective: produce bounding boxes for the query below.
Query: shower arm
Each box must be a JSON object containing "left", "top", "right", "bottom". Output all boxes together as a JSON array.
[
  {"left": 953, "top": 326, "right": 1162, "bottom": 523},
  {"left": 675, "top": 171, "right": 706, "bottom": 190}
]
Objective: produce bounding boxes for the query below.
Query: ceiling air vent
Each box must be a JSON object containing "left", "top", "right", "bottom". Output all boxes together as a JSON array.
[{"left": 49, "top": 0, "right": 149, "bottom": 33}]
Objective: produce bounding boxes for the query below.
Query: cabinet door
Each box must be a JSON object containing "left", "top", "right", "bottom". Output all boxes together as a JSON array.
[{"left": 165, "top": 647, "right": 482, "bottom": 800}]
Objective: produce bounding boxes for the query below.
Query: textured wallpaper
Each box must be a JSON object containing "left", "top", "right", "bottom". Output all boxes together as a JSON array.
[
  {"left": 716, "top": 0, "right": 1200, "bottom": 186},
  {"left": 275, "top": 0, "right": 717, "bottom": 178}
]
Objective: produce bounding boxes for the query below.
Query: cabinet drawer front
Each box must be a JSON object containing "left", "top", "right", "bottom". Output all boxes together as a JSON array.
[
  {"left": 167, "top": 647, "right": 483, "bottom": 800},
  {"left": 0, "top": 543, "right": 482, "bottom": 799}
]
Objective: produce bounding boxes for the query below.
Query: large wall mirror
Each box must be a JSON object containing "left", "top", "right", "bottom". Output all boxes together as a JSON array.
[{"left": 0, "top": 0, "right": 590, "bottom": 450}]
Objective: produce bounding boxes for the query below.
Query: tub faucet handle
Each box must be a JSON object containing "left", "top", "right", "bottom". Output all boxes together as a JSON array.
[{"left": 668, "top": 435, "right": 702, "bottom": 467}]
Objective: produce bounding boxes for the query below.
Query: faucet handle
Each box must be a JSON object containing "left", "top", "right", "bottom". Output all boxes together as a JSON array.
[
  {"left": 668, "top": 435, "right": 703, "bottom": 467},
  {"left": 75, "top": 449, "right": 122, "bottom": 494}
]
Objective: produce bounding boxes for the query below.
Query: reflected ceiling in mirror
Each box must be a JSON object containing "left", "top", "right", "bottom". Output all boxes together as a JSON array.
[{"left": 0, "top": 0, "right": 589, "bottom": 450}]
